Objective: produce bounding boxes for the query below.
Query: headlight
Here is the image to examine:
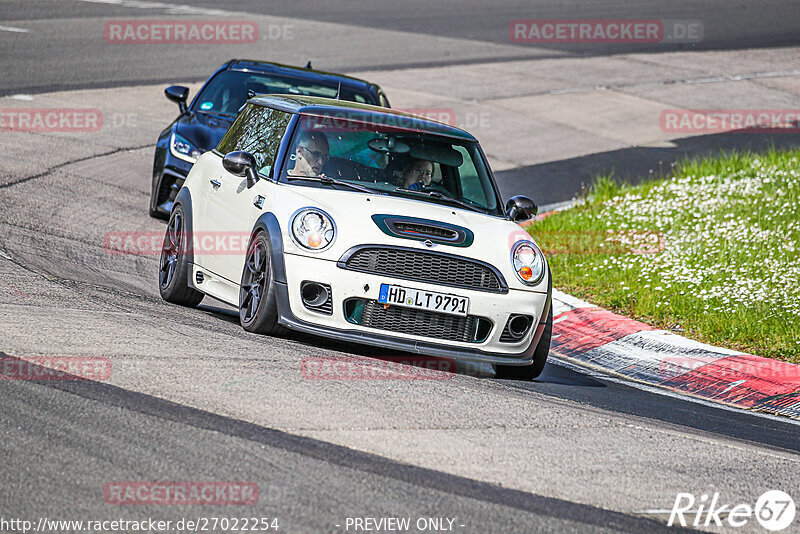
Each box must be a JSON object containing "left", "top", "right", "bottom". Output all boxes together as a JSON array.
[
  {"left": 290, "top": 208, "right": 336, "bottom": 252},
  {"left": 511, "top": 240, "right": 545, "bottom": 285},
  {"left": 170, "top": 132, "right": 202, "bottom": 163}
]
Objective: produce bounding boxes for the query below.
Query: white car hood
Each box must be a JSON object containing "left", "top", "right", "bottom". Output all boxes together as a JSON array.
[{"left": 271, "top": 184, "right": 547, "bottom": 292}]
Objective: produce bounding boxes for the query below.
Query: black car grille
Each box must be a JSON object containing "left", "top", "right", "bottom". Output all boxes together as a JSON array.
[
  {"left": 340, "top": 247, "right": 506, "bottom": 293},
  {"left": 300, "top": 281, "right": 333, "bottom": 315},
  {"left": 351, "top": 299, "right": 490, "bottom": 343},
  {"left": 499, "top": 314, "right": 534, "bottom": 342}
]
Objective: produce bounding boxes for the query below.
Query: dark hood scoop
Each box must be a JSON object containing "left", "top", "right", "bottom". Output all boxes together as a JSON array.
[{"left": 371, "top": 215, "right": 474, "bottom": 247}]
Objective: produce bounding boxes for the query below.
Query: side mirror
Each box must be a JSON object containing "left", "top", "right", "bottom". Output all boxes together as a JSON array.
[
  {"left": 165, "top": 85, "right": 189, "bottom": 114},
  {"left": 505, "top": 195, "right": 538, "bottom": 222},
  {"left": 223, "top": 151, "right": 259, "bottom": 188}
]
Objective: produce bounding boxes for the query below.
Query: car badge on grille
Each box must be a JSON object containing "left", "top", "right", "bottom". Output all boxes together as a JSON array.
[{"left": 423, "top": 239, "right": 434, "bottom": 247}]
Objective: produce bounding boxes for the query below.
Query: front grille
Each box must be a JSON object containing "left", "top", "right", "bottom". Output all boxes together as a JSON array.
[
  {"left": 393, "top": 222, "right": 458, "bottom": 240},
  {"left": 352, "top": 299, "right": 490, "bottom": 343},
  {"left": 340, "top": 247, "right": 506, "bottom": 293}
]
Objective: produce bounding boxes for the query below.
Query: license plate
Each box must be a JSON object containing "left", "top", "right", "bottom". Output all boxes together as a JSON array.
[{"left": 378, "top": 283, "right": 469, "bottom": 317}]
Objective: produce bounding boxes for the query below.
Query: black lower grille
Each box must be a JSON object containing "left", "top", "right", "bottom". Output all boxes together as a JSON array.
[
  {"left": 347, "top": 299, "right": 491, "bottom": 343},
  {"left": 339, "top": 246, "right": 506, "bottom": 293},
  {"left": 300, "top": 281, "right": 333, "bottom": 315},
  {"left": 499, "top": 314, "right": 533, "bottom": 342}
]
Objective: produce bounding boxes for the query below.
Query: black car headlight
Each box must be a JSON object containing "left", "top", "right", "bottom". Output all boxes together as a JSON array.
[
  {"left": 170, "top": 132, "right": 202, "bottom": 163},
  {"left": 290, "top": 208, "right": 336, "bottom": 252},
  {"left": 511, "top": 240, "right": 546, "bottom": 285}
]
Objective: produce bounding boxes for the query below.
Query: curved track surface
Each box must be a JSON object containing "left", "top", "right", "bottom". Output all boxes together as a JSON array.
[{"left": 1, "top": 2, "right": 800, "bottom": 532}]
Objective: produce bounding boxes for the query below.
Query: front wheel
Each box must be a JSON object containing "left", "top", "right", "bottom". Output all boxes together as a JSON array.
[
  {"left": 239, "top": 232, "right": 287, "bottom": 336},
  {"left": 493, "top": 306, "right": 552, "bottom": 380},
  {"left": 159, "top": 205, "right": 204, "bottom": 306}
]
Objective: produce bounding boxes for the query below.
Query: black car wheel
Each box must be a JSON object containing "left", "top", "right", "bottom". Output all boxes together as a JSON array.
[
  {"left": 239, "top": 232, "right": 287, "bottom": 336},
  {"left": 159, "top": 205, "right": 204, "bottom": 306},
  {"left": 494, "top": 306, "right": 552, "bottom": 380}
]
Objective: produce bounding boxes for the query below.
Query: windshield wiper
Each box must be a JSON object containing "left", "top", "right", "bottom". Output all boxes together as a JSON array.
[
  {"left": 285, "top": 175, "right": 376, "bottom": 194},
  {"left": 394, "top": 188, "right": 487, "bottom": 214}
]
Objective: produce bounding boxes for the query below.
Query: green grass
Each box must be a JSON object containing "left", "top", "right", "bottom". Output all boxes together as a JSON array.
[{"left": 528, "top": 148, "right": 800, "bottom": 363}]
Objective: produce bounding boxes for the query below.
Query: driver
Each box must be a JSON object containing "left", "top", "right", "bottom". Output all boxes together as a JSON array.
[
  {"left": 289, "top": 131, "right": 329, "bottom": 177},
  {"left": 400, "top": 158, "right": 434, "bottom": 189}
]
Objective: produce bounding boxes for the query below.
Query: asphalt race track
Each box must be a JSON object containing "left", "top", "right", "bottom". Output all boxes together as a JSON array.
[{"left": 1, "top": 2, "right": 800, "bottom": 533}]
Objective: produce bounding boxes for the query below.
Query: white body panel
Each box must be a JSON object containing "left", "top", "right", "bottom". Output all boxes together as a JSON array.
[{"left": 181, "top": 151, "right": 550, "bottom": 359}]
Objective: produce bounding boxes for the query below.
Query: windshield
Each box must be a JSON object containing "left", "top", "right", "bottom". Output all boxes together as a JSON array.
[
  {"left": 280, "top": 114, "right": 502, "bottom": 215},
  {"left": 192, "top": 70, "right": 376, "bottom": 116}
]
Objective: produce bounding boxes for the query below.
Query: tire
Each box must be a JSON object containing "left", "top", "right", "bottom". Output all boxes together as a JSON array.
[
  {"left": 239, "top": 231, "right": 288, "bottom": 336},
  {"left": 158, "top": 205, "right": 204, "bottom": 307},
  {"left": 493, "top": 306, "right": 552, "bottom": 380}
]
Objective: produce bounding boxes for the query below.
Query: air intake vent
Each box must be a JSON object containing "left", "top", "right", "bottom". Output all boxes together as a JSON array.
[
  {"left": 393, "top": 222, "right": 458, "bottom": 240},
  {"left": 338, "top": 245, "right": 508, "bottom": 293},
  {"left": 372, "top": 215, "right": 474, "bottom": 247},
  {"left": 344, "top": 298, "right": 492, "bottom": 343}
]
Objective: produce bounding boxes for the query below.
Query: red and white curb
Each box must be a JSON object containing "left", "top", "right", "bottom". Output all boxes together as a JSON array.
[{"left": 549, "top": 289, "right": 800, "bottom": 420}]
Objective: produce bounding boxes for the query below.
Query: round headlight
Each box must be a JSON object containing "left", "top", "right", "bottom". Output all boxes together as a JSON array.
[
  {"left": 511, "top": 240, "right": 545, "bottom": 285},
  {"left": 291, "top": 208, "right": 336, "bottom": 252}
]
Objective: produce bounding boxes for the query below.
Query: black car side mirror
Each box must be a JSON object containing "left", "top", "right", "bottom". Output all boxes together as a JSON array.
[
  {"left": 505, "top": 195, "right": 538, "bottom": 222},
  {"left": 165, "top": 85, "right": 189, "bottom": 114},
  {"left": 223, "top": 151, "right": 259, "bottom": 188}
]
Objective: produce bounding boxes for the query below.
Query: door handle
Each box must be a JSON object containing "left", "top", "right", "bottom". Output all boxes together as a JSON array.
[{"left": 210, "top": 179, "right": 221, "bottom": 189}]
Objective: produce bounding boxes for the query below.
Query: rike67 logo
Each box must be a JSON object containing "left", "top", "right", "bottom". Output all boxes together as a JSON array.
[{"left": 667, "top": 490, "right": 795, "bottom": 531}]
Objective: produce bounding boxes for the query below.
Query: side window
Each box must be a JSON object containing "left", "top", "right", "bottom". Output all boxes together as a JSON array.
[
  {"left": 216, "top": 104, "right": 292, "bottom": 178},
  {"left": 454, "top": 146, "right": 487, "bottom": 205}
]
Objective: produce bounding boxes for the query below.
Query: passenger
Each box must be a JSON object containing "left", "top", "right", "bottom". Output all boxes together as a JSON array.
[
  {"left": 289, "top": 131, "right": 329, "bottom": 177},
  {"left": 400, "top": 159, "right": 434, "bottom": 189}
]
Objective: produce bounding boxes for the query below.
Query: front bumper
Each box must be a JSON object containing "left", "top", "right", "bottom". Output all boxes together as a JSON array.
[{"left": 275, "top": 252, "right": 552, "bottom": 366}]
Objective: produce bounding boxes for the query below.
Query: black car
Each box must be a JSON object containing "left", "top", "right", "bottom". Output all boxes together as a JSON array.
[{"left": 150, "top": 59, "right": 391, "bottom": 219}]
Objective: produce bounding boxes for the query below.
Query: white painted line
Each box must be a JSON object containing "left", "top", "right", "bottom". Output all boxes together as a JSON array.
[
  {"left": 720, "top": 379, "right": 747, "bottom": 394},
  {"left": 76, "top": 0, "right": 228, "bottom": 16},
  {"left": 10, "top": 94, "right": 33, "bottom": 101},
  {"left": 0, "top": 25, "right": 30, "bottom": 33}
]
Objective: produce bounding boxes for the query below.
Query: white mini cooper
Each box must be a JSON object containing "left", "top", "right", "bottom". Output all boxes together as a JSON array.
[{"left": 159, "top": 96, "right": 552, "bottom": 379}]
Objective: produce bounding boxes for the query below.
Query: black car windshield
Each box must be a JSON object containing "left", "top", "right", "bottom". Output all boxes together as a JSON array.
[
  {"left": 192, "top": 69, "right": 375, "bottom": 116},
  {"left": 280, "top": 114, "right": 502, "bottom": 215}
]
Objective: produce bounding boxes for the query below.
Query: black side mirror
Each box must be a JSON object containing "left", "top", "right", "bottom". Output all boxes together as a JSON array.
[
  {"left": 165, "top": 85, "right": 189, "bottom": 114},
  {"left": 223, "top": 151, "right": 259, "bottom": 188},
  {"left": 505, "top": 195, "right": 538, "bottom": 222}
]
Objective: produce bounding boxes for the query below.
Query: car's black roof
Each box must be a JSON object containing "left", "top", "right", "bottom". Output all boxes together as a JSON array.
[
  {"left": 227, "top": 59, "right": 377, "bottom": 92},
  {"left": 250, "top": 95, "right": 476, "bottom": 141}
]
